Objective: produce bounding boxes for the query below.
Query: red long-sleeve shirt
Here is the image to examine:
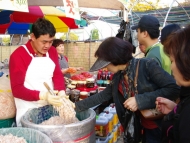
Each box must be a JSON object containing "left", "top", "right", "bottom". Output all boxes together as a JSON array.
[{"left": 9, "top": 40, "right": 65, "bottom": 101}]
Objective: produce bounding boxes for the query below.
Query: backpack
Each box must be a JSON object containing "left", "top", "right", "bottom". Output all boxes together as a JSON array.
[{"left": 162, "top": 96, "right": 190, "bottom": 143}]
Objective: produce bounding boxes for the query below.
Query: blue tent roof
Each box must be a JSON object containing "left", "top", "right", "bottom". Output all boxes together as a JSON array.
[{"left": 8, "top": 22, "right": 30, "bottom": 34}]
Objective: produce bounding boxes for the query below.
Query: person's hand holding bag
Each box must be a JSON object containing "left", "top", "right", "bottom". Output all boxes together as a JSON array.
[
  {"left": 156, "top": 97, "right": 177, "bottom": 114},
  {"left": 123, "top": 97, "right": 138, "bottom": 112},
  {"left": 39, "top": 91, "right": 63, "bottom": 106}
]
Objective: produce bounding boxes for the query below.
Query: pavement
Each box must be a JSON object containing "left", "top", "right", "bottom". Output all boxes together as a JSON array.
[{"left": 116, "top": 136, "right": 124, "bottom": 143}]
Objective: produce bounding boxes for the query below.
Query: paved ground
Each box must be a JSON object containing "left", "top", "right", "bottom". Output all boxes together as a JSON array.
[{"left": 116, "top": 136, "right": 124, "bottom": 143}]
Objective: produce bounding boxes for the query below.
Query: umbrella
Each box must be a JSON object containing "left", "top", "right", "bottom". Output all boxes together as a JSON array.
[{"left": 0, "top": 6, "right": 86, "bottom": 34}]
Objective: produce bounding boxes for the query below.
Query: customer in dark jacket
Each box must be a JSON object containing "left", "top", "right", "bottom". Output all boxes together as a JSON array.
[
  {"left": 160, "top": 23, "right": 181, "bottom": 45},
  {"left": 75, "top": 37, "right": 180, "bottom": 143},
  {"left": 156, "top": 25, "right": 190, "bottom": 143}
]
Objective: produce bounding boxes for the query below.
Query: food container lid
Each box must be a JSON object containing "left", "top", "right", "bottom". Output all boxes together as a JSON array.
[
  {"left": 80, "top": 91, "right": 89, "bottom": 95},
  {"left": 77, "top": 81, "right": 85, "bottom": 84},
  {"left": 67, "top": 84, "right": 76, "bottom": 89},
  {"left": 71, "top": 80, "right": 78, "bottom": 84},
  {"left": 90, "top": 90, "right": 96, "bottom": 93},
  {"left": 97, "top": 80, "right": 104, "bottom": 84},
  {"left": 86, "top": 78, "right": 95, "bottom": 82},
  {"left": 70, "top": 89, "right": 80, "bottom": 94}
]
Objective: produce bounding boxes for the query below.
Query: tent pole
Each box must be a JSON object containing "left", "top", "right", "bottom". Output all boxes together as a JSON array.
[
  {"left": 10, "top": 34, "right": 14, "bottom": 46},
  {"left": 163, "top": 0, "right": 175, "bottom": 27},
  {"left": 18, "top": 35, "right": 24, "bottom": 45}
]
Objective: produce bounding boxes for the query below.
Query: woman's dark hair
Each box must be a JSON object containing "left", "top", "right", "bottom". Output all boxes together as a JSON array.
[
  {"left": 52, "top": 39, "right": 64, "bottom": 48},
  {"left": 95, "top": 37, "right": 133, "bottom": 65},
  {"left": 31, "top": 18, "right": 56, "bottom": 39},
  {"left": 163, "top": 25, "right": 190, "bottom": 80},
  {"left": 160, "top": 24, "right": 181, "bottom": 44}
]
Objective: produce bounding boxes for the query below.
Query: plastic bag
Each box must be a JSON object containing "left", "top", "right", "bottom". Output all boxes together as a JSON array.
[
  {"left": 21, "top": 105, "right": 96, "bottom": 143},
  {"left": 123, "top": 110, "right": 142, "bottom": 143},
  {"left": 0, "top": 75, "right": 16, "bottom": 119},
  {"left": 0, "top": 127, "right": 52, "bottom": 143}
]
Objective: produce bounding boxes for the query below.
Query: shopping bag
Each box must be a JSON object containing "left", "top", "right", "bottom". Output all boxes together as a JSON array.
[{"left": 123, "top": 109, "right": 142, "bottom": 143}]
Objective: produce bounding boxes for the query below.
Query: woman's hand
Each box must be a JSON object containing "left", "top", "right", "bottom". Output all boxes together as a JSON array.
[
  {"left": 156, "top": 97, "right": 177, "bottom": 114},
  {"left": 123, "top": 97, "right": 138, "bottom": 112}
]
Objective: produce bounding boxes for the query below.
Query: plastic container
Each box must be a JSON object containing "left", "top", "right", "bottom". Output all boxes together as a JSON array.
[
  {"left": 69, "top": 89, "right": 80, "bottom": 103},
  {"left": 21, "top": 105, "right": 96, "bottom": 143},
  {"left": 0, "top": 118, "right": 16, "bottom": 128},
  {"left": 67, "top": 84, "right": 76, "bottom": 90},
  {"left": 98, "top": 87, "right": 106, "bottom": 93},
  {"left": 95, "top": 116, "right": 109, "bottom": 137},
  {"left": 104, "top": 106, "right": 118, "bottom": 126},
  {"left": 86, "top": 78, "right": 95, "bottom": 88},
  {"left": 97, "top": 80, "right": 104, "bottom": 87},
  {"left": 113, "top": 125, "right": 118, "bottom": 143},
  {"left": 77, "top": 81, "right": 85, "bottom": 88},
  {"left": 103, "top": 80, "right": 110, "bottom": 87},
  {"left": 80, "top": 91, "right": 89, "bottom": 99},
  {"left": 108, "top": 132, "right": 113, "bottom": 143},
  {"left": 99, "top": 112, "right": 113, "bottom": 134},
  {"left": 90, "top": 89, "right": 97, "bottom": 96},
  {"left": 0, "top": 127, "right": 52, "bottom": 143},
  {"left": 71, "top": 80, "right": 78, "bottom": 87},
  {"left": 117, "top": 123, "right": 124, "bottom": 138},
  {"left": 96, "top": 136, "right": 109, "bottom": 143}
]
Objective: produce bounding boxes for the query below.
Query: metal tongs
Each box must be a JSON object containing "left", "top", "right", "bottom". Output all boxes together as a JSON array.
[
  {"left": 43, "top": 82, "right": 56, "bottom": 96},
  {"left": 43, "top": 82, "right": 75, "bottom": 110}
]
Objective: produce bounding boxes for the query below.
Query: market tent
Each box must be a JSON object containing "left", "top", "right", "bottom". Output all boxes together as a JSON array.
[
  {"left": 129, "top": 6, "right": 190, "bottom": 27},
  {"left": 27, "top": 0, "right": 123, "bottom": 10},
  {"left": 0, "top": 6, "right": 83, "bottom": 34}
]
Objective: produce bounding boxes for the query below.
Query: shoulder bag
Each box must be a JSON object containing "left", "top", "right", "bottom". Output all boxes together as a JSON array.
[{"left": 134, "top": 60, "right": 164, "bottom": 120}]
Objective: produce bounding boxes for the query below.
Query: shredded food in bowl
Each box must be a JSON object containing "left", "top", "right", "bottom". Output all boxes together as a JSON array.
[
  {"left": 40, "top": 93, "right": 79, "bottom": 125},
  {"left": 0, "top": 134, "right": 27, "bottom": 143}
]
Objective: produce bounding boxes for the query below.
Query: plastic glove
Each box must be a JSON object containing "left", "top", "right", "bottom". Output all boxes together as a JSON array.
[
  {"left": 58, "top": 90, "right": 75, "bottom": 108},
  {"left": 57, "top": 90, "right": 66, "bottom": 97},
  {"left": 39, "top": 91, "right": 63, "bottom": 107}
]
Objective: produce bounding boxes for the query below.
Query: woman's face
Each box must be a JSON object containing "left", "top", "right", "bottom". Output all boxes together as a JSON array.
[
  {"left": 105, "top": 63, "right": 127, "bottom": 74},
  {"left": 56, "top": 44, "right": 64, "bottom": 55},
  {"left": 106, "top": 63, "right": 119, "bottom": 73},
  {"left": 170, "top": 55, "right": 190, "bottom": 86}
]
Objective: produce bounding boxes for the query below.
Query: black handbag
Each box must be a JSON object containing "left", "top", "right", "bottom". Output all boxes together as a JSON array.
[
  {"left": 123, "top": 109, "right": 142, "bottom": 143},
  {"left": 121, "top": 60, "right": 142, "bottom": 143}
]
